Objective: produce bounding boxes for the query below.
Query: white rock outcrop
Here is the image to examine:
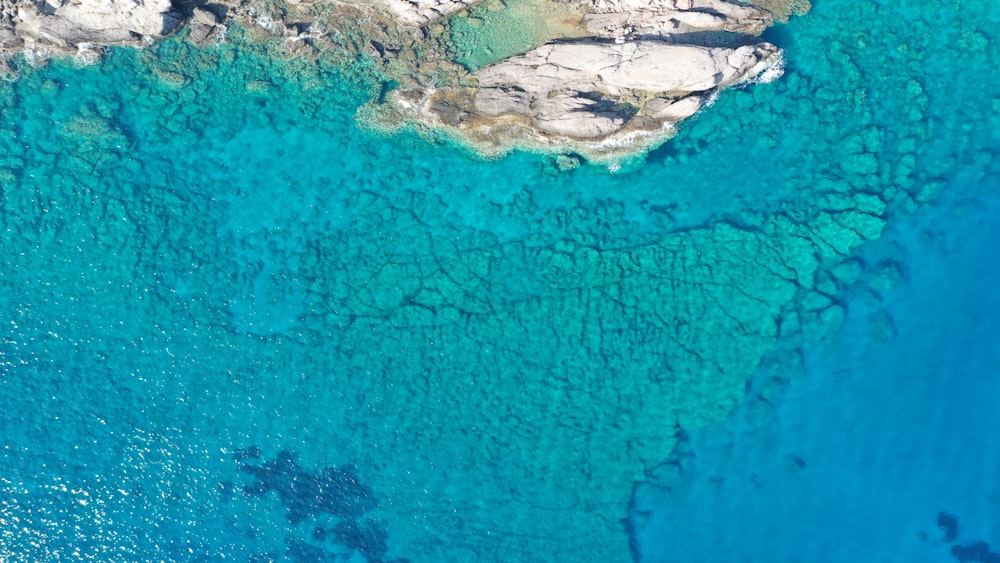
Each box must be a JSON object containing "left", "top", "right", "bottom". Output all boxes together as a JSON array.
[
  {"left": 585, "top": 0, "right": 773, "bottom": 40},
  {"left": 385, "top": 0, "right": 785, "bottom": 158},
  {"left": 1, "top": 0, "right": 183, "bottom": 52},
  {"left": 454, "top": 40, "right": 778, "bottom": 139},
  {"left": 477, "top": 40, "right": 777, "bottom": 97},
  {"left": 381, "top": 0, "right": 483, "bottom": 27},
  {"left": 0, "top": 0, "right": 790, "bottom": 160}
]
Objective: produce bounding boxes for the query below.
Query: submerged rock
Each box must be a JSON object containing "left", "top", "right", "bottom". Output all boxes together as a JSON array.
[{"left": 187, "top": 5, "right": 229, "bottom": 47}]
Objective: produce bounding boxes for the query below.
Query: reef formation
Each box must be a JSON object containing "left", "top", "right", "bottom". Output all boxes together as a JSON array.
[{"left": 0, "top": 0, "right": 807, "bottom": 158}]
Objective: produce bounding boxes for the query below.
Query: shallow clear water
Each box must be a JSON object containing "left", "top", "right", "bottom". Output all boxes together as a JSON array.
[
  {"left": 444, "top": 0, "right": 586, "bottom": 70},
  {"left": 0, "top": 0, "right": 998, "bottom": 561}
]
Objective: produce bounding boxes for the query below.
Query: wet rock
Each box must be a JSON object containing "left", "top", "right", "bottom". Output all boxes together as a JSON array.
[
  {"left": 186, "top": 4, "right": 229, "bottom": 47},
  {"left": 554, "top": 153, "right": 582, "bottom": 171},
  {"left": 188, "top": 22, "right": 225, "bottom": 46},
  {"left": 193, "top": 7, "right": 221, "bottom": 26}
]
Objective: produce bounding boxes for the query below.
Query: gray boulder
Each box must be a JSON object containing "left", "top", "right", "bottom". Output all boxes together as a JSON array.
[
  {"left": 585, "top": 0, "right": 773, "bottom": 41},
  {"left": 2, "top": 0, "right": 183, "bottom": 51},
  {"left": 387, "top": 0, "right": 788, "bottom": 156},
  {"left": 381, "top": 0, "right": 485, "bottom": 27},
  {"left": 476, "top": 40, "right": 779, "bottom": 96},
  {"left": 430, "top": 39, "right": 778, "bottom": 139}
]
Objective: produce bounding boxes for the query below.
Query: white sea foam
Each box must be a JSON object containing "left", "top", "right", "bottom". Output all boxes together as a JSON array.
[
  {"left": 73, "top": 44, "right": 103, "bottom": 67},
  {"left": 213, "top": 24, "right": 229, "bottom": 46},
  {"left": 703, "top": 89, "right": 721, "bottom": 107},
  {"left": 252, "top": 12, "right": 281, "bottom": 34},
  {"left": 739, "top": 51, "right": 785, "bottom": 88},
  {"left": 21, "top": 48, "right": 52, "bottom": 67},
  {"left": 752, "top": 52, "right": 786, "bottom": 84}
]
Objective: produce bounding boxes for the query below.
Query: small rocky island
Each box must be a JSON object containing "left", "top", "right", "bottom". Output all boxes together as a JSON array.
[
  {"left": 0, "top": 0, "right": 807, "bottom": 157},
  {"left": 386, "top": 0, "right": 789, "bottom": 158}
]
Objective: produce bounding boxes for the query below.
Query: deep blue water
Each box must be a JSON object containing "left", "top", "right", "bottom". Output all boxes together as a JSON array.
[
  {"left": 629, "top": 177, "right": 1000, "bottom": 562},
  {"left": 0, "top": 0, "right": 998, "bottom": 560}
]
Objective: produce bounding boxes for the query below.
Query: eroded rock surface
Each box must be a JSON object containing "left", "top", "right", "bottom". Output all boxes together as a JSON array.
[
  {"left": 0, "top": 0, "right": 796, "bottom": 160},
  {"left": 584, "top": 0, "right": 774, "bottom": 41},
  {"left": 381, "top": 0, "right": 483, "bottom": 27},
  {"left": 0, "top": 0, "right": 184, "bottom": 52},
  {"left": 478, "top": 41, "right": 776, "bottom": 96},
  {"left": 463, "top": 40, "right": 778, "bottom": 139},
  {"left": 385, "top": 0, "right": 789, "bottom": 159}
]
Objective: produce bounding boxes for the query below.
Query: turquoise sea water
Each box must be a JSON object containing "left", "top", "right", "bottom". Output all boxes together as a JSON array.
[
  {"left": 630, "top": 158, "right": 1000, "bottom": 563},
  {"left": 0, "top": 0, "right": 998, "bottom": 561}
]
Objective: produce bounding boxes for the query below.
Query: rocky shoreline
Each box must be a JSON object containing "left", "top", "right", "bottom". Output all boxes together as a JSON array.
[
  {"left": 0, "top": 0, "right": 808, "bottom": 157},
  {"left": 381, "top": 0, "right": 800, "bottom": 160},
  {"left": 0, "top": 0, "right": 182, "bottom": 53}
]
